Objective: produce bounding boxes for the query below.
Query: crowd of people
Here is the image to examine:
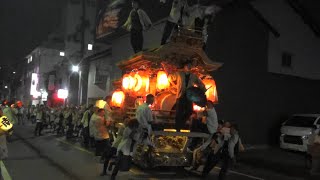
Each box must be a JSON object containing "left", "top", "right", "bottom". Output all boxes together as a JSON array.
[{"left": 0, "top": 93, "right": 244, "bottom": 180}]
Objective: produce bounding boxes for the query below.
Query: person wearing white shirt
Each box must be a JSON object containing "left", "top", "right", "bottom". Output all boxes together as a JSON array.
[
  {"left": 202, "top": 124, "right": 240, "bottom": 179},
  {"left": 135, "top": 94, "right": 154, "bottom": 145},
  {"left": 204, "top": 101, "right": 218, "bottom": 134},
  {"left": 81, "top": 105, "right": 94, "bottom": 148},
  {"left": 160, "top": 0, "right": 187, "bottom": 45},
  {"left": 89, "top": 108, "right": 110, "bottom": 156},
  {"left": 3, "top": 105, "right": 15, "bottom": 125},
  {"left": 101, "top": 118, "right": 127, "bottom": 176},
  {"left": 34, "top": 105, "right": 45, "bottom": 136},
  {"left": 104, "top": 97, "right": 113, "bottom": 121},
  {"left": 123, "top": 0, "right": 152, "bottom": 53},
  {"left": 110, "top": 118, "right": 139, "bottom": 180},
  {"left": 17, "top": 105, "right": 26, "bottom": 125}
]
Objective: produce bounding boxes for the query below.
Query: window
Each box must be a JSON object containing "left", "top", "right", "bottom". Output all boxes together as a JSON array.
[
  {"left": 27, "top": 56, "right": 33, "bottom": 63},
  {"left": 284, "top": 116, "right": 317, "bottom": 128},
  {"left": 282, "top": 52, "right": 292, "bottom": 68}
]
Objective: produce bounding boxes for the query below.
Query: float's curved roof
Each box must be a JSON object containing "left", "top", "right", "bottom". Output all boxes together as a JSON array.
[{"left": 117, "top": 29, "right": 222, "bottom": 73}]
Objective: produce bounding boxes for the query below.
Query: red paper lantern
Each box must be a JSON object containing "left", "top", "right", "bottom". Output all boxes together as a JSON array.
[
  {"left": 111, "top": 90, "right": 125, "bottom": 107},
  {"left": 202, "top": 78, "right": 218, "bottom": 103},
  {"left": 156, "top": 71, "right": 169, "bottom": 90}
]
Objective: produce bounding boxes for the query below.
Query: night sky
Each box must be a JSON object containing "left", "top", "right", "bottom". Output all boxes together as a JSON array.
[
  {"left": 0, "top": 0, "right": 64, "bottom": 67},
  {"left": 0, "top": 0, "right": 319, "bottom": 78}
]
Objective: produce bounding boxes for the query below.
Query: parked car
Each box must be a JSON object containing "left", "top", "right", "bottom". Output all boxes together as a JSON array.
[{"left": 280, "top": 114, "right": 320, "bottom": 152}]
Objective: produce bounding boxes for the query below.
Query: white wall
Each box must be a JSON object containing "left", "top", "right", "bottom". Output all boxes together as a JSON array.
[
  {"left": 253, "top": 0, "right": 320, "bottom": 79},
  {"left": 29, "top": 48, "right": 65, "bottom": 90},
  {"left": 87, "top": 57, "right": 113, "bottom": 100},
  {"left": 39, "top": 48, "right": 65, "bottom": 74}
]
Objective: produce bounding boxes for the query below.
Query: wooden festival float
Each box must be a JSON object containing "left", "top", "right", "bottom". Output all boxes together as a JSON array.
[{"left": 110, "top": 28, "right": 222, "bottom": 168}]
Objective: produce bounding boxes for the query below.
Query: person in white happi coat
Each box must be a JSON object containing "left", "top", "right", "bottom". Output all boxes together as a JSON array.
[
  {"left": 123, "top": 0, "right": 152, "bottom": 53},
  {"left": 104, "top": 96, "right": 113, "bottom": 122},
  {"left": 90, "top": 108, "right": 111, "bottom": 156},
  {"left": 100, "top": 118, "right": 127, "bottom": 176},
  {"left": 160, "top": 0, "right": 187, "bottom": 45},
  {"left": 110, "top": 118, "right": 139, "bottom": 180},
  {"left": 202, "top": 124, "right": 241, "bottom": 179},
  {"left": 34, "top": 105, "right": 45, "bottom": 136},
  {"left": 81, "top": 105, "right": 95, "bottom": 148},
  {"left": 3, "top": 105, "right": 16, "bottom": 125},
  {"left": 135, "top": 94, "right": 155, "bottom": 146},
  {"left": 203, "top": 100, "right": 218, "bottom": 135}
]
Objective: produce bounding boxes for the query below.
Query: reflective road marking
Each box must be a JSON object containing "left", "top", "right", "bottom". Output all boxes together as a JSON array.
[
  {"left": 56, "top": 138, "right": 94, "bottom": 155},
  {"left": 0, "top": 160, "right": 12, "bottom": 180},
  {"left": 214, "top": 167, "right": 265, "bottom": 180},
  {"left": 55, "top": 138, "right": 141, "bottom": 175}
]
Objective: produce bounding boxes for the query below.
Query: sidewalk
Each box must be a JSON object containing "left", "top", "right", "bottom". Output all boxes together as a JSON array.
[{"left": 238, "top": 147, "right": 308, "bottom": 177}]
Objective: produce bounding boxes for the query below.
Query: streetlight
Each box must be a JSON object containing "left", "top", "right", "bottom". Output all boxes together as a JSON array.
[
  {"left": 88, "top": 44, "right": 93, "bottom": 51},
  {"left": 59, "top": 51, "right": 65, "bottom": 57},
  {"left": 13, "top": 72, "right": 16, "bottom": 74},
  {"left": 72, "top": 65, "right": 79, "bottom": 73},
  {"left": 4, "top": 86, "right": 7, "bottom": 89}
]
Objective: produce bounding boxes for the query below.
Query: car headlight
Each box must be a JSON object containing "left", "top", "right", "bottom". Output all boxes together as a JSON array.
[
  {"left": 280, "top": 133, "right": 285, "bottom": 137},
  {"left": 301, "top": 135, "right": 309, "bottom": 140}
]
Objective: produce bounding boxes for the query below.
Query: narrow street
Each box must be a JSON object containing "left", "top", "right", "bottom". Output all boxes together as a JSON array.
[
  {"left": 1, "top": 0, "right": 320, "bottom": 180},
  {"left": 2, "top": 124, "right": 303, "bottom": 180}
]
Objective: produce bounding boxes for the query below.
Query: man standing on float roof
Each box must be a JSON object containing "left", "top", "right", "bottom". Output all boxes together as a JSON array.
[
  {"left": 167, "top": 60, "right": 206, "bottom": 131},
  {"left": 160, "top": 0, "right": 187, "bottom": 45},
  {"left": 123, "top": 0, "right": 152, "bottom": 53}
]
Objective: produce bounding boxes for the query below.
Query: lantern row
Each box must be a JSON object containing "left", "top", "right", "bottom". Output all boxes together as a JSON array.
[{"left": 111, "top": 70, "right": 218, "bottom": 108}]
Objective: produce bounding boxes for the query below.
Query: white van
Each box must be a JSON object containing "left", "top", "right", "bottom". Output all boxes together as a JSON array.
[{"left": 280, "top": 114, "right": 320, "bottom": 152}]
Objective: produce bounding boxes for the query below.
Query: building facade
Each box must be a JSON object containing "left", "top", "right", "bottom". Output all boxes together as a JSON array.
[{"left": 87, "top": 0, "right": 320, "bottom": 145}]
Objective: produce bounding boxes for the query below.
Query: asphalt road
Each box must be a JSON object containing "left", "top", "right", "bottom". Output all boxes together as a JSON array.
[{"left": 1, "top": 124, "right": 304, "bottom": 180}]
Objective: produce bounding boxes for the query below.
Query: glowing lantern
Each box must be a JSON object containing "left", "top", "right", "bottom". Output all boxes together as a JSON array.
[
  {"left": 202, "top": 78, "right": 218, "bottom": 103},
  {"left": 111, "top": 90, "right": 125, "bottom": 107},
  {"left": 156, "top": 71, "right": 169, "bottom": 90},
  {"left": 122, "top": 74, "right": 136, "bottom": 91},
  {"left": 95, "top": 100, "right": 107, "bottom": 109},
  {"left": 133, "top": 71, "right": 149, "bottom": 95},
  {"left": 193, "top": 104, "right": 205, "bottom": 112},
  {"left": 122, "top": 71, "right": 149, "bottom": 96},
  {"left": 123, "top": 71, "right": 149, "bottom": 96},
  {"left": 0, "top": 116, "right": 13, "bottom": 131}
]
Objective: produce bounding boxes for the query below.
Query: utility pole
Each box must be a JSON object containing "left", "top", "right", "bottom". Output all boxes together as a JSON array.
[
  {"left": 79, "top": 0, "right": 89, "bottom": 106},
  {"left": 80, "top": 0, "right": 86, "bottom": 57}
]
